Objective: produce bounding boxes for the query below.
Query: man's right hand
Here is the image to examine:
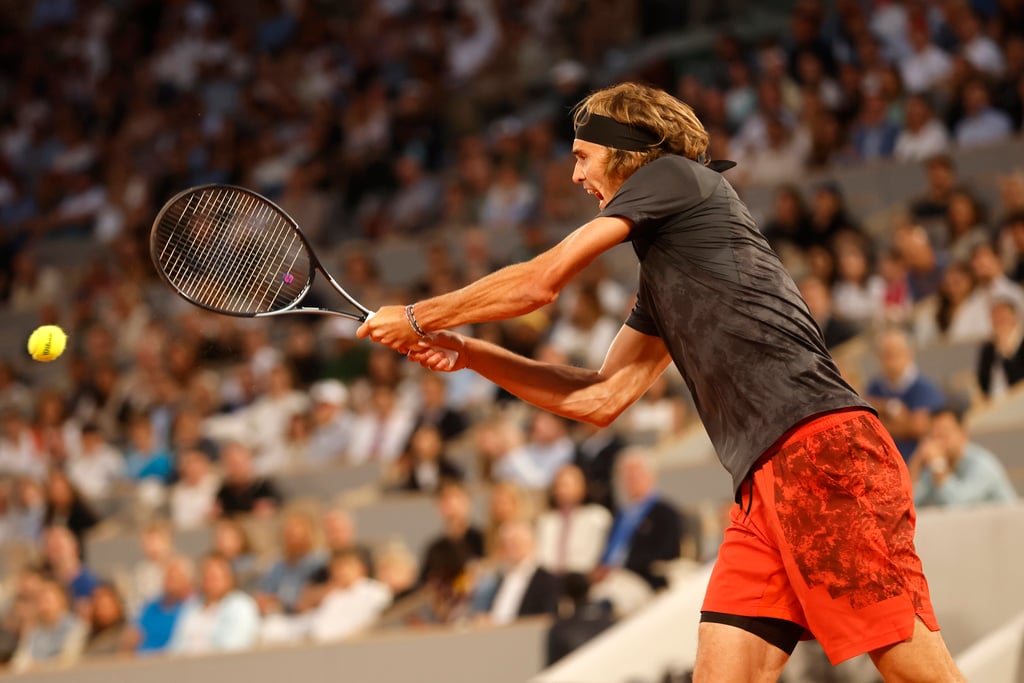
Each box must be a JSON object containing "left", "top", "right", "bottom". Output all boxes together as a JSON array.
[{"left": 407, "top": 332, "right": 468, "bottom": 372}]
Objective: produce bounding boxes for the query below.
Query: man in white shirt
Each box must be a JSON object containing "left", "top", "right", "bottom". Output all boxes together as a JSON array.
[
  {"left": 485, "top": 521, "right": 560, "bottom": 626},
  {"left": 899, "top": 24, "right": 952, "bottom": 94},
  {"left": 495, "top": 411, "right": 574, "bottom": 490},
  {"left": 308, "top": 550, "right": 391, "bottom": 643},
  {"left": 894, "top": 95, "right": 951, "bottom": 163},
  {"left": 305, "top": 379, "right": 352, "bottom": 468},
  {"left": 346, "top": 383, "right": 416, "bottom": 465},
  {"left": 170, "top": 449, "right": 219, "bottom": 531},
  {"left": 66, "top": 423, "right": 123, "bottom": 503}
]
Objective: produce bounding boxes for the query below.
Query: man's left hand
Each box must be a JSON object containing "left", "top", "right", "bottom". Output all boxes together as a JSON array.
[{"left": 356, "top": 304, "right": 421, "bottom": 353}]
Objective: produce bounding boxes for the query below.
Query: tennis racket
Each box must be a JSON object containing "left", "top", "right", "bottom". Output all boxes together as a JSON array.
[{"left": 150, "top": 184, "right": 456, "bottom": 360}]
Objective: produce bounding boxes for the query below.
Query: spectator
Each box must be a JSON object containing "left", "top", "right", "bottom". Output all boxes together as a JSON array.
[
  {"left": 761, "top": 185, "right": 811, "bottom": 254},
  {"left": 82, "top": 583, "right": 130, "bottom": 658},
  {"left": 545, "top": 572, "right": 615, "bottom": 666},
  {"left": 895, "top": 223, "right": 948, "bottom": 302},
  {"left": 879, "top": 249, "right": 914, "bottom": 326},
  {"left": 954, "top": 79, "right": 1014, "bottom": 148},
  {"left": 977, "top": 297, "right": 1024, "bottom": 399},
  {"left": 43, "top": 470, "right": 99, "bottom": 548},
  {"left": 911, "top": 406, "right": 1018, "bottom": 507},
  {"left": 346, "top": 383, "right": 417, "bottom": 465},
  {"left": 303, "top": 379, "right": 352, "bottom": 469},
  {"left": 618, "top": 372, "right": 688, "bottom": 445},
  {"left": 413, "top": 372, "right": 469, "bottom": 443},
  {"left": 954, "top": 8, "right": 1006, "bottom": 77},
  {"left": 169, "top": 408, "right": 219, "bottom": 464},
  {"left": 910, "top": 154, "right": 959, "bottom": 221},
  {"left": 474, "top": 520, "right": 560, "bottom": 626},
  {"left": 134, "top": 555, "right": 194, "bottom": 654},
  {"left": 65, "top": 423, "right": 122, "bottom": 505},
  {"left": 209, "top": 518, "right": 260, "bottom": 593},
  {"left": 0, "top": 568, "right": 44, "bottom": 664},
  {"left": 894, "top": 95, "right": 951, "bottom": 162},
  {"left": 42, "top": 526, "right": 100, "bottom": 605},
  {"left": 213, "top": 441, "right": 282, "bottom": 518},
  {"left": 593, "top": 451, "right": 683, "bottom": 592},
  {"left": 536, "top": 464, "right": 612, "bottom": 575},
  {"left": 572, "top": 423, "right": 625, "bottom": 512},
  {"left": 494, "top": 411, "right": 574, "bottom": 490},
  {"left": 915, "top": 261, "right": 992, "bottom": 346},
  {"left": 850, "top": 92, "right": 900, "bottom": 160},
  {"left": 865, "top": 328, "right": 946, "bottom": 463},
  {"left": 798, "top": 275, "right": 862, "bottom": 349},
  {"left": 10, "top": 579, "right": 86, "bottom": 673},
  {"left": 548, "top": 283, "right": 620, "bottom": 370},
  {"left": 970, "top": 240, "right": 1024, "bottom": 312},
  {"left": 308, "top": 550, "right": 391, "bottom": 643},
  {"left": 121, "top": 413, "right": 174, "bottom": 484},
  {"left": 169, "top": 554, "right": 260, "bottom": 655},
  {"left": 398, "top": 424, "right": 464, "bottom": 494},
  {"left": 169, "top": 449, "right": 219, "bottom": 531},
  {"left": 0, "top": 407, "right": 47, "bottom": 481},
  {"left": 805, "top": 182, "right": 858, "bottom": 250},
  {"left": 831, "top": 235, "right": 885, "bottom": 328},
  {"left": 899, "top": 23, "right": 953, "bottom": 94},
  {"left": 943, "top": 189, "right": 991, "bottom": 263},
  {"left": 420, "top": 481, "right": 485, "bottom": 585},
  {"left": 129, "top": 521, "right": 175, "bottom": 614},
  {"left": 256, "top": 511, "right": 325, "bottom": 616},
  {"left": 484, "top": 481, "right": 533, "bottom": 556}
]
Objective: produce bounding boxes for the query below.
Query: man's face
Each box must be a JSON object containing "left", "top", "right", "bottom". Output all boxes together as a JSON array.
[
  {"left": 572, "top": 139, "right": 623, "bottom": 210},
  {"left": 929, "top": 413, "right": 966, "bottom": 462}
]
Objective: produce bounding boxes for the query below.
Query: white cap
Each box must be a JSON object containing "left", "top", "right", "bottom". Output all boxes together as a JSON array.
[{"left": 311, "top": 379, "right": 348, "bottom": 406}]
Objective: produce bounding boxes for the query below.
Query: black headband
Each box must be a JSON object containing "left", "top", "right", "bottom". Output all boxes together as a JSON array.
[
  {"left": 575, "top": 112, "right": 737, "bottom": 172},
  {"left": 574, "top": 113, "right": 662, "bottom": 152}
]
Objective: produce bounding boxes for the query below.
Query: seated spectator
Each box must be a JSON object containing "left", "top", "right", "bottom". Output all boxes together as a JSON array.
[
  {"left": 942, "top": 189, "right": 990, "bottom": 264},
  {"left": 536, "top": 465, "right": 612, "bottom": 575},
  {"left": 11, "top": 578, "right": 86, "bottom": 673},
  {"left": 894, "top": 95, "right": 951, "bottom": 163},
  {"left": 895, "top": 223, "right": 947, "bottom": 302},
  {"left": 169, "top": 449, "right": 219, "bottom": 531},
  {"left": 866, "top": 328, "right": 946, "bottom": 462},
  {"left": 65, "top": 423, "right": 123, "bottom": 505},
  {"left": 954, "top": 79, "right": 1014, "bottom": 148},
  {"left": 911, "top": 406, "right": 1018, "bottom": 507},
  {"left": 10, "top": 477, "right": 45, "bottom": 543},
  {"left": 910, "top": 154, "right": 958, "bottom": 222},
  {"left": 593, "top": 450, "right": 683, "bottom": 592},
  {"left": 413, "top": 372, "right": 469, "bottom": 443},
  {"left": 210, "top": 518, "right": 260, "bottom": 592},
  {"left": 42, "top": 526, "right": 100, "bottom": 604},
  {"left": 572, "top": 422, "right": 625, "bottom": 512},
  {"left": 346, "top": 383, "right": 417, "bottom": 465},
  {"left": 618, "top": 372, "right": 688, "bottom": 445},
  {"left": 43, "top": 469, "right": 99, "bottom": 547},
  {"left": 169, "top": 408, "right": 219, "bottom": 464},
  {"left": 122, "top": 413, "right": 174, "bottom": 484},
  {"left": 484, "top": 481, "right": 533, "bottom": 556},
  {"left": 977, "top": 297, "right": 1024, "bottom": 399},
  {"left": 256, "top": 511, "right": 325, "bottom": 616},
  {"left": 898, "top": 23, "right": 952, "bottom": 95},
  {"left": 914, "top": 261, "right": 991, "bottom": 346},
  {"left": 0, "top": 406, "right": 46, "bottom": 481},
  {"left": 473, "top": 520, "right": 560, "bottom": 626},
  {"left": 545, "top": 572, "right": 615, "bottom": 666},
  {"left": 134, "top": 555, "right": 194, "bottom": 654},
  {"left": 301, "top": 508, "right": 375, "bottom": 607},
  {"left": 304, "top": 379, "right": 352, "bottom": 469},
  {"left": 970, "top": 240, "right": 1024, "bottom": 312},
  {"left": 398, "top": 424, "right": 464, "bottom": 493},
  {"left": 213, "top": 441, "right": 282, "bottom": 518},
  {"left": 850, "top": 92, "right": 900, "bottom": 160},
  {"left": 547, "top": 284, "right": 620, "bottom": 369},
  {"left": 129, "top": 520, "right": 175, "bottom": 614},
  {"left": 494, "top": 411, "right": 574, "bottom": 490},
  {"left": 419, "top": 481, "right": 485, "bottom": 585},
  {"left": 308, "top": 550, "right": 392, "bottom": 643},
  {"left": 169, "top": 553, "right": 260, "bottom": 655},
  {"left": 82, "top": 583, "right": 130, "bottom": 658},
  {"left": 0, "top": 568, "right": 44, "bottom": 664},
  {"left": 373, "top": 543, "right": 419, "bottom": 604},
  {"left": 798, "top": 275, "right": 861, "bottom": 349},
  {"left": 878, "top": 249, "right": 914, "bottom": 327},
  {"left": 831, "top": 235, "right": 885, "bottom": 328}
]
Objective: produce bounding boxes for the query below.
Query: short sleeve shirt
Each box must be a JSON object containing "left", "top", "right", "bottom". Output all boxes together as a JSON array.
[{"left": 600, "top": 155, "right": 872, "bottom": 494}]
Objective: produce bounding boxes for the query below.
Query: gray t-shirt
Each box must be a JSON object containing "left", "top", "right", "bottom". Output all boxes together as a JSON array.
[{"left": 600, "top": 155, "right": 872, "bottom": 494}]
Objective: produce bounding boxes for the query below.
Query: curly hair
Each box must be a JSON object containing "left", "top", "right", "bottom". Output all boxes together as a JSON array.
[{"left": 572, "top": 82, "right": 710, "bottom": 180}]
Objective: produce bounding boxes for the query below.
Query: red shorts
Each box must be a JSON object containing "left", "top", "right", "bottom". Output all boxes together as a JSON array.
[{"left": 702, "top": 409, "right": 939, "bottom": 664}]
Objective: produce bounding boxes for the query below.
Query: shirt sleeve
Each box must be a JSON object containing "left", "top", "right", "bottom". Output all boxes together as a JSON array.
[
  {"left": 599, "top": 156, "right": 713, "bottom": 238},
  {"left": 624, "top": 282, "right": 660, "bottom": 337}
]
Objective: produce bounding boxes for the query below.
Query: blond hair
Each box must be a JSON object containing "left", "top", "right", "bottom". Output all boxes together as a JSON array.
[{"left": 573, "top": 82, "right": 709, "bottom": 180}]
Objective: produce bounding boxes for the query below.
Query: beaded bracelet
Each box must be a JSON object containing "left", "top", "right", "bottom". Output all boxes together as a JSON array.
[{"left": 405, "top": 304, "right": 427, "bottom": 337}]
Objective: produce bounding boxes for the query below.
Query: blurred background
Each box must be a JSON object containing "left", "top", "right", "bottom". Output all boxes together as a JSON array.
[{"left": 1, "top": 0, "right": 1023, "bottom": 681}]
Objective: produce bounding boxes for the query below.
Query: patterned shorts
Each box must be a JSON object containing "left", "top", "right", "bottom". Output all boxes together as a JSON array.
[{"left": 701, "top": 409, "right": 939, "bottom": 664}]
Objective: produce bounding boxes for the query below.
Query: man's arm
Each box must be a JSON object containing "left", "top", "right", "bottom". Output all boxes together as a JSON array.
[
  {"left": 410, "top": 324, "right": 672, "bottom": 427},
  {"left": 357, "top": 216, "right": 632, "bottom": 352}
]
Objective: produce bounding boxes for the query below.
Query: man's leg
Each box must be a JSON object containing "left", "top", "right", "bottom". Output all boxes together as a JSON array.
[
  {"left": 868, "top": 617, "right": 966, "bottom": 683},
  {"left": 692, "top": 622, "right": 790, "bottom": 683}
]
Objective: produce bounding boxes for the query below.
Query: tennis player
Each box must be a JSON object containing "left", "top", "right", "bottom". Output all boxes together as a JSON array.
[{"left": 357, "top": 82, "right": 964, "bottom": 681}]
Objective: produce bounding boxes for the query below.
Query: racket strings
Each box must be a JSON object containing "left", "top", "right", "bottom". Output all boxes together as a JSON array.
[{"left": 153, "top": 187, "right": 312, "bottom": 314}]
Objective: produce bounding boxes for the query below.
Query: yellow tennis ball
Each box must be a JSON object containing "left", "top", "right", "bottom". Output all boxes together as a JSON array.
[{"left": 27, "top": 325, "right": 67, "bottom": 362}]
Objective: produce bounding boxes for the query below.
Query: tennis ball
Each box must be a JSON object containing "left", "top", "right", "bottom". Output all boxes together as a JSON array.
[{"left": 27, "top": 325, "right": 67, "bottom": 362}]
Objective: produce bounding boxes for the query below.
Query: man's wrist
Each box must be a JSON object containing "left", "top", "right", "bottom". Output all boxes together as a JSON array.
[{"left": 405, "top": 304, "right": 427, "bottom": 337}]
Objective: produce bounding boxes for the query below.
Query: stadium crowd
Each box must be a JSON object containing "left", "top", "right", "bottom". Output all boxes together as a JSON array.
[{"left": 0, "top": 0, "right": 1022, "bottom": 675}]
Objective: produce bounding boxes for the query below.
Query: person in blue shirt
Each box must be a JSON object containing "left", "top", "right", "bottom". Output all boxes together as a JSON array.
[
  {"left": 255, "top": 511, "right": 325, "bottom": 615},
  {"left": 122, "top": 414, "right": 174, "bottom": 484},
  {"left": 911, "top": 406, "right": 1018, "bottom": 507},
  {"left": 134, "top": 555, "right": 194, "bottom": 654},
  {"left": 866, "top": 328, "right": 946, "bottom": 463}
]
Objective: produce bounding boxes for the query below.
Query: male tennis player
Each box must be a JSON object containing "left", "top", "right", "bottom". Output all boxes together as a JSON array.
[{"left": 357, "top": 82, "right": 964, "bottom": 681}]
